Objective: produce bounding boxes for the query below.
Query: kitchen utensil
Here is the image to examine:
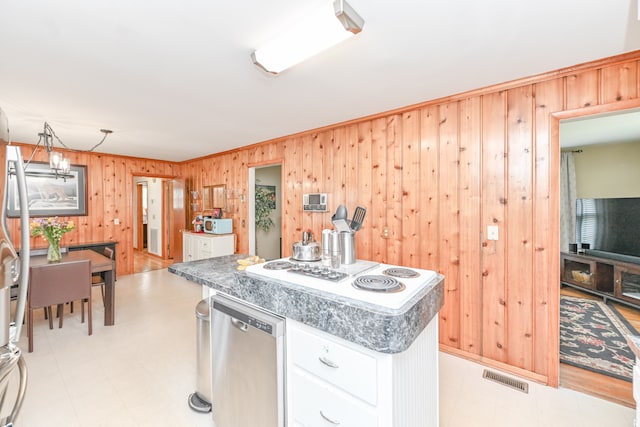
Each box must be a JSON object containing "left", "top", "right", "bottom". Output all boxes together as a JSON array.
[
  {"left": 340, "top": 231, "right": 356, "bottom": 264},
  {"left": 302, "top": 230, "right": 313, "bottom": 245},
  {"left": 330, "top": 204, "right": 350, "bottom": 232},
  {"left": 333, "top": 219, "right": 351, "bottom": 233},
  {"left": 292, "top": 242, "right": 321, "bottom": 261},
  {"left": 332, "top": 204, "right": 348, "bottom": 221},
  {"left": 292, "top": 231, "right": 321, "bottom": 261},
  {"left": 330, "top": 230, "right": 341, "bottom": 269},
  {"left": 321, "top": 229, "right": 332, "bottom": 267},
  {"left": 350, "top": 206, "right": 366, "bottom": 231},
  {"left": 332, "top": 205, "right": 351, "bottom": 233}
]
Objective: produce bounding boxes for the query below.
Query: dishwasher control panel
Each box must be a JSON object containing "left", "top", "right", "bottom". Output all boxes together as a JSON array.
[
  {"left": 213, "top": 300, "right": 275, "bottom": 335},
  {"left": 250, "top": 318, "right": 273, "bottom": 334}
]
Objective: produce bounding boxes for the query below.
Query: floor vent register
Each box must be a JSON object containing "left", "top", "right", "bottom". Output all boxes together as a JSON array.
[{"left": 482, "top": 369, "right": 529, "bottom": 394}]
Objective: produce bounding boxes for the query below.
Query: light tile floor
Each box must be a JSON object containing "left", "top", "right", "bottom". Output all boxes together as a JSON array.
[{"left": 3, "top": 268, "right": 636, "bottom": 426}]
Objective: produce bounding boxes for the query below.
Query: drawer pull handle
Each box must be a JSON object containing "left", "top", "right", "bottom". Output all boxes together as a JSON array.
[
  {"left": 320, "top": 410, "right": 341, "bottom": 425},
  {"left": 318, "top": 356, "right": 339, "bottom": 368}
]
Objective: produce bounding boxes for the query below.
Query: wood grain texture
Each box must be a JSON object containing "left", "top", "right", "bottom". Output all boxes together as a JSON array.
[
  {"left": 438, "top": 102, "right": 460, "bottom": 348},
  {"left": 7, "top": 50, "right": 640, "bottom": 385},
  {"left": 458, "top": 97, "right": 482, "bottom": 356},
  {"left": 505, "top": 85, "right": 535, "bottom": 371},
  {"left": 6, "top": 146, "right": 179, "bottom": 276},
  {"left": 532, "top": 78, "right": 564, "bottom": 385},
  {"left": 600, "top": 62, "right": 638, "bottom": 103},
  {"left": 480, "top": 91, "right": 507, "bottom": 363}
]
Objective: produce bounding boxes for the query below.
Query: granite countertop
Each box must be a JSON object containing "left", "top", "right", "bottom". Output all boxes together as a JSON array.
[{"left": 169, "top": 254, "right": 444, "bottom": 354}]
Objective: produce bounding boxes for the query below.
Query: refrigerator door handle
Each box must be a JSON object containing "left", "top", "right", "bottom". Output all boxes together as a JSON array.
[
  {"left": 7, "top": 148, "right": 30, "bottom": 342},
  {"left": 0, "top": 350, "right": 27, "bottom": 427}
]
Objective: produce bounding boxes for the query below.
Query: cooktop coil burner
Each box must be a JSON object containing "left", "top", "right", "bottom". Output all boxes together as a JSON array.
[
  {"left": 263, "top": 261, "right": 294, "bottom": 270},
  {"left": 383, "top": 267, "right": 420, "bottom": 279},
  {"left": 352, "top": 275, "right": 406, "bottom": 293}
]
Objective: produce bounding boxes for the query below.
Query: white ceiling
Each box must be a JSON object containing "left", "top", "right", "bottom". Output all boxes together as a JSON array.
[
  {"left": 561, "top": 108, "right": 640, "bottom": 148},
  {"left": 1, "top": 0, "right": 639, "bottom": 161}
]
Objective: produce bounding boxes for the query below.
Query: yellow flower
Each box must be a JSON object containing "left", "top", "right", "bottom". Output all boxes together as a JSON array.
[{"left": 30, "top": 217, "right": 75, "bottom": 244}]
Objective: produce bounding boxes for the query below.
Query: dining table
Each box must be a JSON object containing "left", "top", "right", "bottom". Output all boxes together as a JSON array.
[{"left": 30, "top": 249, "right": 116, "bottom": 326}]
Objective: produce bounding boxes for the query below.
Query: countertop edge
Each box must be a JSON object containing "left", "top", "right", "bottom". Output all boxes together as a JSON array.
[{"left": 168, "top": 254, "right": 444, "bottom": 353}]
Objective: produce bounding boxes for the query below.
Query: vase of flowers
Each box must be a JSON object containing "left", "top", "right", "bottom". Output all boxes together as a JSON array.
[{"left": 30, "top": 217, "right": 75, "bottom": 263}]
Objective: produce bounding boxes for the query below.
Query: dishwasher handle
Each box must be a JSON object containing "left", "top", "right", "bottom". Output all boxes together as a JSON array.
[
  {"left": 231, "top": 317, "right": 249, "bottom": 332},
  {"left": 212, "top": 294, "right": 284, "bottom": 338}
]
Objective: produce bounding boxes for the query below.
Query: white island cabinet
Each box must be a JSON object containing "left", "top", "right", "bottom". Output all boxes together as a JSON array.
[
  {"left": 182, "top": 232, "right": 235, "bottom": 298},
  {"left": 183, "top": 232, "right": 235, "bottom": 261},
  {"left": 286, "top": 317, "right": 439, "bottom": 427}
]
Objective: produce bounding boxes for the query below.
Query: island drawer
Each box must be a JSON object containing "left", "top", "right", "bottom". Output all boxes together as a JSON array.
[
  {"left": 290, "top": 369, "right": 378, "bottom": 427},
  {"left": 288, "top": 326, "right": 378, "bottom": 405}
]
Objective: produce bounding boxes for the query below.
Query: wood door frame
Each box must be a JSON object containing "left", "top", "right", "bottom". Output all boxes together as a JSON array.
[
  {"left": 550, "top": 98, "right": 640, "bottom": 387},
  {"left": 130, "top": 172, "right": 185, "bottom": 262},
  {"left": 248, "top": 160, "right": 284, "bottom": 257},
  {"left": 136, "top": 182, "right": 146, "bottom": 250}
]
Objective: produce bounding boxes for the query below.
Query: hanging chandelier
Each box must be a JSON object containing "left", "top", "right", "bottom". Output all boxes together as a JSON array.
[{"left": 26, "top": 122, "right": 112, "bottom": 179}]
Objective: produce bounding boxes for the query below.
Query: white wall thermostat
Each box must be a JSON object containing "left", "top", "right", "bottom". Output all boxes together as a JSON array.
[{"left": 303, "top": 193, "right": 328, "bottom": 212}]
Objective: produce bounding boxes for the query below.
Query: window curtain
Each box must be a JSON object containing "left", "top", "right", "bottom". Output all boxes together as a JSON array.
[{"left": 560, "top": 152, "right": 577, "bottom": 253}]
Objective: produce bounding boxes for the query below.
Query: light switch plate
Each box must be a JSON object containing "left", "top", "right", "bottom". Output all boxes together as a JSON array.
[{"left": 488, "top": 225, "right": 499, "bottom": 241}]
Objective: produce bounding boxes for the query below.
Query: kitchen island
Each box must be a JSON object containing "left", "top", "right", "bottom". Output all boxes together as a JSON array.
[
  {"left": 169, "top": 254, "right": 444, "bottom": 353},
  {"left": 169, "top": 254, "right": 444, "bottom": 426}
]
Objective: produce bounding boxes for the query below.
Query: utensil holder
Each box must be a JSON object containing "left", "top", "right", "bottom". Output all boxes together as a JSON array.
[{"left": 340, "top": 232, "right": 356, "bottom": 265}]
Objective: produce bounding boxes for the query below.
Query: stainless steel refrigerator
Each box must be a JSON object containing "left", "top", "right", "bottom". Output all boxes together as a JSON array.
[{"left": 0, "top": 107, "right": 29, "bottom": 426}]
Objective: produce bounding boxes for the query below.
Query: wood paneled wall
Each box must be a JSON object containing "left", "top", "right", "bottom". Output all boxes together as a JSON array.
[
  {"left": 6, "top": 146, "right": 181, "bottom": 276},
  {"left": 6, "top": 50, "right": 640, "bottom": 385},
  {"left": 184, "top": 51, "right": 640, "bottom": 385}
]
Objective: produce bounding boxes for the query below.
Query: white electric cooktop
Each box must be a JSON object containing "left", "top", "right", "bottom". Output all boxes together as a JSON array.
[{"left": 245, "top": 258, "right": 437, "bottom": 310}]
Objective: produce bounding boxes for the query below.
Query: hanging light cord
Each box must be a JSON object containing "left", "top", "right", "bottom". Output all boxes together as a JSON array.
[
  {"left": 23, "top": 122, "right": 112, "bottom": 175},
  {"left": 45, "top": 122, "right": 112, "bottom": 153}
]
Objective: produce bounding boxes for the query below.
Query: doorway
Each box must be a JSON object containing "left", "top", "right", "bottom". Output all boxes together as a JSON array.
[
  {"left": 249, "top": 164, "right": 282, "bottom": 260},
  {"left": 556, "top": 101, "right": 640, "bottom": 406},
  {"left": 132, "top": 175, "right": 186, "bottom": 273}
]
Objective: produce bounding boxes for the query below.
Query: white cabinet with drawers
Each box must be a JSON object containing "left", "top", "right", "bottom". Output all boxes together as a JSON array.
[
  {"left": 183, "top": 232, "right": 235, "bottom": 262},
  {"left": 182, "top": 232, "right": 235, "bottom": 298},
  {"left": 286, "top": 318, "right": 438, "bottom": 427}
]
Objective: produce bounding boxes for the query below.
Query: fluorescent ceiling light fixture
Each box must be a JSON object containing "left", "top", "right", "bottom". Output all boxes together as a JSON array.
[{"left": 252, "top": 0, "right": 364, "bottom": 74}]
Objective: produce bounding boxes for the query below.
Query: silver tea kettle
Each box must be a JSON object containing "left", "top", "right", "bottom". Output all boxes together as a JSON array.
[
  {"left": 292, "top": 230, "right": 321, "bottom": 261},
  {"left": 302, "top": 230, "right": 313, "bottom": 245}
]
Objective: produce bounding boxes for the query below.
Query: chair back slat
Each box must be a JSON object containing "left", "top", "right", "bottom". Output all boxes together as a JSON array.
[{"left": 103, "top": 247, "right": 114, "bottom": 260}]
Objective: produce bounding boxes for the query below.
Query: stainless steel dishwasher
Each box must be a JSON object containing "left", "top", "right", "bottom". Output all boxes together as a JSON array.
[{"left": 210, "top": 293, "right": 285, "bottom": 427}]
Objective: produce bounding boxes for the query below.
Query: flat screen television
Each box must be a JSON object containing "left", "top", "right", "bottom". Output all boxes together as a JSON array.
[{"left": 576, "top": 197, "right": 640, "bottom": 263}]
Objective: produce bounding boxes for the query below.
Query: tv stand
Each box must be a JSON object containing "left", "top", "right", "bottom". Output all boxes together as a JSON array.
[{"left": 561, "top": 252, "right": 640, "bottom": 309}]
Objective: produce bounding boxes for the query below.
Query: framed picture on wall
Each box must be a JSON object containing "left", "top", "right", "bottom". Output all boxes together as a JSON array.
[{"left": 7, "top": 161, "right": 88, "bottom": 217}]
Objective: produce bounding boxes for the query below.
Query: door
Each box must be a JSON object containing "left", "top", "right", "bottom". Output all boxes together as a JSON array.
[
  {"left": 251, "top": 164, "right": 282, "bottom": 260},
  {"left": 132, "top": 175, "right": 185, "bottom": 267},
  {"left": 136, "top": 182, "right": 147, "bottom": 250},
  {"left": 168, "top": 178, "right": 185, "bottom": 262}
]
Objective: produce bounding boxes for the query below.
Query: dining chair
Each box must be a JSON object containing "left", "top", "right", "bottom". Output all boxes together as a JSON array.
[
  {"left": 12, "top": 280, "right": 55, "bottom": 329},
  {"left": 93, "top": 247, "right": 114, "bottom": 304},
  {"left": 80, "top": 247, "right": 114, "bottom": 320},
  {"left": 34, "top": 247, "right": 77, "bottom": 319},
  {"left": 27, "top": 259, "right": 92, "bottom": 353}
]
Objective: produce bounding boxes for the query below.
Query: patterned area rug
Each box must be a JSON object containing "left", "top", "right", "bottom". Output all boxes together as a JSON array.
[{"left": 560, "top": 295, "right": 637, "bottom": 382}]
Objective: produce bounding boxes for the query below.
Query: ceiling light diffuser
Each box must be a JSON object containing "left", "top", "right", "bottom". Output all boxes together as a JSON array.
[{"left": 252, "top": 0, "right": 364, "bottom": 74}]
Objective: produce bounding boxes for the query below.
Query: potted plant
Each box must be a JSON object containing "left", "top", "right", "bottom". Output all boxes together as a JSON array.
[{"left": 255, "top": 185, "right": 275, "bottom": 233}]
